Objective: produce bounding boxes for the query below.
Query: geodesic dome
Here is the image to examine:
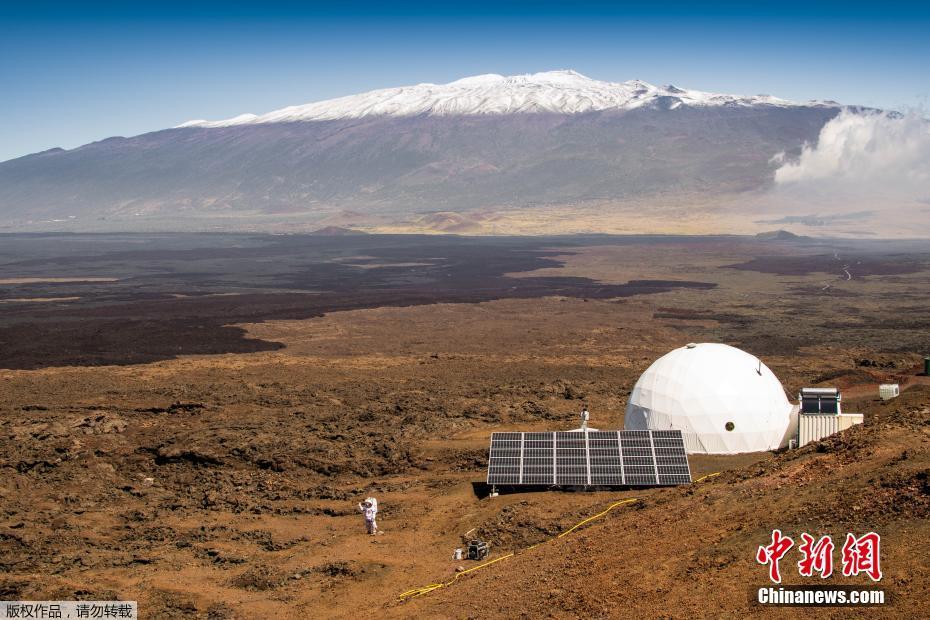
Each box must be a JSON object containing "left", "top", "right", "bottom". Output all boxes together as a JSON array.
[{"left": 624, "top": 343, "right": 795, "bottom": 454}]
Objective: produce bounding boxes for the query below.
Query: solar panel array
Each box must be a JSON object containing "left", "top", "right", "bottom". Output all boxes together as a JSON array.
[{"left": 487, "top": 430, "right": 691, "bottom": 487}]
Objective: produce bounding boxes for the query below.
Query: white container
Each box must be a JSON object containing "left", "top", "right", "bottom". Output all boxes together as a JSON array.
[
  {"left": 798, "top": 413, "right": 864, "bottom": 448},
  {"left": 453, "top": 548, "right": 463, "bottom": 561},
  {"left": 879, "top": 384, "right": 900, "bottom": 400}
]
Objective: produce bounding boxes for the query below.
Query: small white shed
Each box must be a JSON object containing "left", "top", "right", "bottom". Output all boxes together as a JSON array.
[{"left": 879, "top": 384, "right": 900, "bottom": 400}]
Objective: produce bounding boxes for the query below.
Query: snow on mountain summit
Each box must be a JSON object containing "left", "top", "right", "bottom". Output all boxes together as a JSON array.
[{"left": 178, "top": 70, "right": 836, "bottom": 128}]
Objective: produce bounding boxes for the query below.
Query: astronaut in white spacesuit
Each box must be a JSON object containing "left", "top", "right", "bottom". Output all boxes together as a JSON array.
[{"left": 358, "top": 497, "right": 378, "bottom": 535}]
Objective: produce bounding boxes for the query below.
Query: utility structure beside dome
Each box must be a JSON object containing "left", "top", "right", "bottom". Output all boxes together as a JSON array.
[
  {"left": 796, "top": 387, "right": 863, "bottom": 448},
  {"left": 486, "top": 341, "right": 866, "bottom": 492},
  {"left": 624, "top": 343, "right": 797, "bottom": 454}
]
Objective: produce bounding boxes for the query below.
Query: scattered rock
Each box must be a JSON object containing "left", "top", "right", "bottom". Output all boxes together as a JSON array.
[
  {"left": 77, "top": 414, "right": 127, "bottom": 435},
  {"left": 231, "top": 564, "right": 283, "bottom": 590},
  {"left": 137, "top": 402, "right": 206, "bottom": 415},
  {"left": 314, "top": 561, "right": 359, "bottom": 578},
  {"left": 154, "top": 445, "right": 224, "bottom": 466}
]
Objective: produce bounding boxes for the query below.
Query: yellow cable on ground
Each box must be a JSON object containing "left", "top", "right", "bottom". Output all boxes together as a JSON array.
[
  {"left": 693, "top": 471, "right": 721, "bottom": 483},
  {"left": 397, "top": 497, "right": 639, "bottom": 601},
  {"left": 398, "top": 472, "right": 722, "bottom": 600},
  {"left": 555, "top": 498, "right": 637, "bottom": 538}
]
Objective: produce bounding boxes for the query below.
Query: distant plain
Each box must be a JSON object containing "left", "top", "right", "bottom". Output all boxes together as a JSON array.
[{"left": 1, "top": 232, "right": 928, "bottom": 617}]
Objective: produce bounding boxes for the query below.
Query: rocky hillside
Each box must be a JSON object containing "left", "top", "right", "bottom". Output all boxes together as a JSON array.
[{"left": 404, "top": 387, "right": 930, "bottom": 618}]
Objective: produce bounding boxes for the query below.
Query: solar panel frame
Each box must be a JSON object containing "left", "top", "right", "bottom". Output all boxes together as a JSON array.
[
  {"left": 555, "top": 432, "right": 588, "bottom": 486},
  {"left": 486, "top": 432, "right": 521, "bottom": 484},
  {"left": 521, "top": 432, "right": 555, "bottom": 485},
  {"left": 588, "top": 431, "right": 624, "bottom": 485},
  {"left": 652, "top": 429, "right": 693, "bottom": 485},
  {"left": 620, "top": 430, "right": 658, "bottom": 485},
  {"left": 487, "top": 429, "right": 691, "bottom": 487}
]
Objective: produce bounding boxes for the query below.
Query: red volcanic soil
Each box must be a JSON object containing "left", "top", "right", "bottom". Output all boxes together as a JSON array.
[
  {"left": 405, "top": 388, "right": 930, "bottom": 619},
  {"left": 1, "top": 233, "right": 929, "bottom": 618}
]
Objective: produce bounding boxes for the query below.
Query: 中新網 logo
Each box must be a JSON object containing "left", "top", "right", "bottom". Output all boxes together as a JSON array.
[{"left": 756, "top": 530, "right": 882, "bottom": 583}]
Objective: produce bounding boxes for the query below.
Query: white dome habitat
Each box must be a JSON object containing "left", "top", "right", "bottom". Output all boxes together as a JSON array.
[{"left": 625, "top": 343, "right": 796, "bottom": 454}]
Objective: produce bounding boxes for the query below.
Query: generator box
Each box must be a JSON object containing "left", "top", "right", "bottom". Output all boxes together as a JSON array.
[{"left": 467, "top": 540, "right": 489, "bottom": 561}]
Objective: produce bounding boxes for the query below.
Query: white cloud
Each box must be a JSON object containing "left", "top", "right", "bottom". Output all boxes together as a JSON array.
[{"left": 773, "top": 110, "right": 930, "bottom": 201}]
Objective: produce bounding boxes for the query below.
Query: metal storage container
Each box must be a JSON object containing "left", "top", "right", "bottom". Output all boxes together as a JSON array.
[{"left": 798, "top": 413, "right": 864, "bottom": 448}]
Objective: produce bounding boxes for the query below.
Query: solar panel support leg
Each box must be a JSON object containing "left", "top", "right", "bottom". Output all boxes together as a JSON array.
[
  {"left": 617, "top": 431, "right": 625, "bottom": 485},
  {"left": 552, "top": 432, "right": 557, "bottom": 486},
  {"left": 648, "top": 431, "right": 660, "bottom": 483},
  {"left": 583, "top": 430, "right": 592, "bottom": 487}
]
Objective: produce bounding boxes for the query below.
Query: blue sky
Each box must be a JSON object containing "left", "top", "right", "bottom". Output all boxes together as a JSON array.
[{"left": 2, "top": 1, "right": 929, "bottom": 162}]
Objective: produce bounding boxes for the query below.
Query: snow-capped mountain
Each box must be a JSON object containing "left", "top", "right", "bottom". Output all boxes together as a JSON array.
[
  {"left": 0, "top": 70, "right": 849, "bottom": 232},
  {"left": 179, "top": 70, "right": 835, "bottom": 128}
]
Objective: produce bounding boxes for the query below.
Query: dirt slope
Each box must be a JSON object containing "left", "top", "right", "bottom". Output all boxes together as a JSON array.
[{"left": 403, "top": 387, "right": 930, "bottom": 619}]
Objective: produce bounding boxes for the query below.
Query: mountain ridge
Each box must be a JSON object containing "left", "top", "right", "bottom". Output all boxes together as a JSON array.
[
  {"left": 0, "top": 104, "right": 841, "bottom": 232},
  {"left": 178, "top": 70, "right": 841, "bottom": 128},
  {"left": 0, "top": 71, "right": 855, "bottom": 233}
]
